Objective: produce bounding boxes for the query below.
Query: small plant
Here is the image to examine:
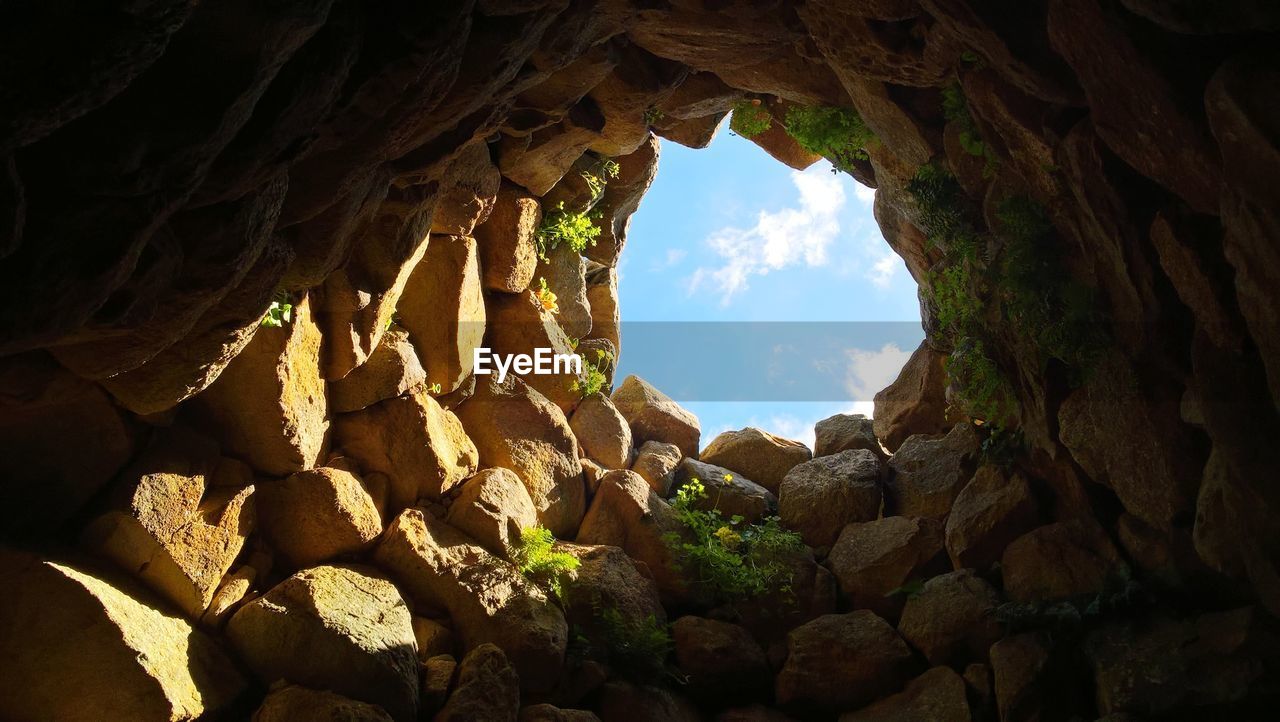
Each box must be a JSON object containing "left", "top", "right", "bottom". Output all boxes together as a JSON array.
[
  {"left": 599, "top": 608, "right": 674, "bottom": 684},
  {"left": 513, "top": 526, "right": 580, "bottom": 602},
  {"left": 571, "top": 353, "right": 610, "bottom": 398},
  {"left": 580, "top": 158, "right": 620, "bottom": 203},
  {"left": 664, "top": 478, "right": 805, "bottom": 602},
  {"left": 946, "top": 336, "right": 1012, "bottom": 423},
  {"left": 535, "top": 277, "right": 560, "bottom": 315},
  {"left": 384, "top": 312, "right": 399, "bottom": 331},
  {"left": 536, "top": 203, "right": 601, "bottom": 259},
  {"left": 729, "top": 99, "right": 773, "bottom": 138},
  {"left": 261, "top": 292, "right": 294, "bottom": 328},
  {"left": 643, "top": 106, "right": 665, "bottom": 126},
  {"left": 886, "top": 578, "right": 927, "bottom": 600},
  {"left": 784, "top": 105, "right": 876, "bottom": 172},
  {"left": 979, "top": 424, "right": 1025, "bottom": 468},
  {"left": 426, "top": 382, "right": 442, "bottom": 395}
]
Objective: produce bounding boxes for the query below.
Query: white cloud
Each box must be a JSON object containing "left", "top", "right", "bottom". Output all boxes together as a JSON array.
[
  {"left": 866, "top": 251, "right": 900, "bottom": 289},
  {"left": 653, "top": 248, "right": 687, "bottom": 270},
  {"left": 686, "top": 166, "right": 846, "bottom": 302},
  {"left": 843, "top": 343, "right": 912, "bottom": 401},
  {"left": 853, "top": 181, "right": 876, "bottom": 206}
]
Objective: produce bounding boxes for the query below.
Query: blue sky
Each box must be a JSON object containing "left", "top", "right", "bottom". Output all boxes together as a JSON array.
[{"left": 612, "top": 127, "right": 923, "bottom": 449}]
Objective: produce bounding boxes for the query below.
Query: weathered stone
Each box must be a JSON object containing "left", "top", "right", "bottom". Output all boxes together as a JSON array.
[
  {"left": 872, "top": 342, "right": 951, "bottom": 453},
  {"left": 444, "top": 467, "right": 539, "bottom": 560},
  {"left": 775, "top": 611, "right": 916, "bottom": 712},
  {"left": 673, "top": 616, "right": 771, "bottom": 704},
  {"left": 432, "top": 141, "right": 500, "bottom": 237},
  {"left": 411, "top": 617, "right": 454, "bottom": 661},
  {"left": 329, "top": 328, "right": 427, "bottom": 413},
  {"left": 0, "top": 353, "right": 135, "bottom": 538},
  {"left": 612, "top": 375, "right": 700, "bottom": 458},
  {"left": 570, "top": 393, "right": 633, "bottom": 469},
  {"left": 559, "top": 542, "right": 666, "bottom": 638},
  {"left": 944, "top": 466, "right": 1040, "bottom": 571},
  {"left": 334, "top": 389, "right": 478, "bottom": 513},
  {"left": 597, "top": 682, "right": 701, "bottom": 722},
  {"left": 420, "top": 654, "right": 457, "bottom": 718},
  {"left": 1002, "top": 519, "right": 1129, "bottom": 603},
  {"left": 715, "top": 706, "right": 797, "bottom": 722},
  {"left": 0, "top": 550, "right": 246, "bottom": 721},
  {"left": 486, "top": 289, "right": 583, "bottom": 414},
  {"left": 497, "top": 118, "right": 602, "bottom": 197},
  {"left": 885, "top": 423, "right": 980, "bottom": 520},
  {"left": 585, "top": 266, "right": 621, "bottom": 354},
  {"left": 582, "top": 457, "right": 608, "bottom": 496},
  {"left": 254, "top": 685, "right": 395, "bottom": 722},
  {"left": 701, "top": 427, "right": 813, "bottom": 493},
  {"left": 535, "top": 240, "right": 592, "bottom": 340},
  {"left": 202, "top": 565, "right": 256, "bottom": 628},
  {"left": 257, "top": 466, "right": 382, "bottom": 569},
  {"left": 630, "top": 440, "right": 682, "bottom": 496},
  {"left": 898, "top": 570, "right": 1002, "bottom": 666},
  {"left": 373, "top": 508, "right": 567, "bottom": 692},
  {"left": 455, "top": 375, "right": 585, "bottom": 538},
  {"left": 675, "top": 457, "right": 777, "bottom": 524},
  {"left": 519, "top": 704, "right": 602, "bottom": 722},
  {"left": 436, "top": 643, "right": 521, "bottom": 722},
  {"left": 397, "top": 234, "right": 486, "bottom": 395},
  {"left": 585, "top": 136, "right": 661, "bottom": 267},
  {"left": 780, "top": 450, "right": 882, "bottom": 548},
  {"left": 814, "top": 414, "right": 886, "bottom": 461},
  {"left": 838, "top": 666, "right": 971, "bottom": 722},
  {"left": 743, "top": 100, "right": 821, "bottom": 171},
  {"left": 192, "top": 294, "right": 328, "bottom": 477},
  {"left": 990, "top": 632, "right": 1051, "bottom": 722},
  {"left": 227, "top": 564, "right": 419, "bottom": 722},
  {"left": 827, "top": 516, "right": 948, "bottom": 621},
  {"left": 476, "top": 183, "right": 541, "bottom": 293}
]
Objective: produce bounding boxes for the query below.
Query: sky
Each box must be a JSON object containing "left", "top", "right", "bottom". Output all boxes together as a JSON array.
[{"left": 612, "top": 126, "right": 924, "bottom": 450}]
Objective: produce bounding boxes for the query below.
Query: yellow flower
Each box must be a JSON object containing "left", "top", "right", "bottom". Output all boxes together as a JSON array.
[
  {"left": 713, "top": 525, "right": 742, "bottom": 550},
  {"left": 723, "top": 473, "right": 734, "bottom": 484}
]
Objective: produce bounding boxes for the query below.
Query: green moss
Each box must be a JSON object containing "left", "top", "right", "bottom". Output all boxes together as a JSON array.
[
  {"left": 261, "top": 291, "right": 294, "bottom": 328},
  {"left": 513, "top": 526, "right": 580, "bottom": 602},
  {"left": 571, "top": 353, "right": 609, "bottom": 398},
  {"left": 784, "top": 105, "right": 876, "bottom": 172},
  {"left": 729, "top": 99, "right": 773, "bottom": 138},
  {"left": 536, "top": 203, "right": 601, "bottom": 259}
]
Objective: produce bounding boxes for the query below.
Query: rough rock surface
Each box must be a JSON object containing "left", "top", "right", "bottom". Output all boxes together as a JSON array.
[
  {"left": 838, "top": 666, "right": 971, "bottom": 722},
  {"left": 329, "top": 328, "right": 428, "bottom": 413},
  {"left": 814, "top": 414, "right": 886, "bottom": 461},
  {"left": 1002, "top": 519, "right": 1129, "bottom": 603},
  {"left": 630, "top": 440, "right": 683, "bottom": 496},
  {"left": 570, "top": 393, "right": 633, "bottom": 470},
  {"left": 779, "top": 450, "right": 883, "bottom": 548},
  {"left": 612, "top": 375, "right": 701, "bottom": 458},
  {"left": 476, "top": 183, "right": 541, "bottom": 294},
  {"left": 898, "top": 570, "right": 1002, "bottom": 666},
  {"left": 436, "top": 643, "right": 522, "bottom": 722},
  {"left": 673, "top": 616, "right": 771, "bottom": 704},
  {"left": 775, "top": 611, "right": 916, "bottom": 712},
  {"left": 444, "top": 467, "right": 539, "bottom": 560},
  {"left": 884, "top": 424, "right": 980, "bottom": 520},
  {"left": 827, "top": 516, "right": 948, "bottom": 620},
  {"left": 700, "top": 427, "right": 813, "bottom": 493},
  {"left": 944, "top": 466, "right": 1040, "bottom": 570},
  {"left": 398, "top": 235, "right": 487, "bottom": 395},
  {"left": 675, "top": 457, "right": 777, "bottom": 524},
  {"left": 257, "top": 465, "right": 383, "bottom": 569},
  {"left": 254, "top": 685, "right": 395, "bottom": 722},
  {"left": 872, "top": 342, "right": 952, "bottom": 453}
]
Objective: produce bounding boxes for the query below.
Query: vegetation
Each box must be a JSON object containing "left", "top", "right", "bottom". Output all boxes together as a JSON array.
[
  {"left": 784, "top": 105, "right": 876, "bottom": 173},
  {"left": 599, "top": 608, "right": 674, "bottom": 684},
  {"left": 426, "top": 382, "right": 442, "bottom": 395},
  {"left": 729, "top": 99, "right": 773, "bottom": 138},
  {"left": 664, "top": 477, "right": 805, "bottom": 603},
  {"left": 536, "top": 203, "right": 601, "bottom": 259},
  {"left": 513, "top": 526, "right": 580, "bottom": 602},
  {"left": 535, "top": 277, "right": 560, "bottom": 315},
  {"left": 996, "top": 578, "right": 1147, "bottom": 643},
  {"left": 581, "top": 158, "right": 620, "bottom": 203},
  {"left": 261, "top": 292, "right": 294, "bottom": 328},
  {"left": 941, "top": 83, "right": 998, "bottom": 176},
  {"left": 571, "top": 348, "right": 612, "bottom": 398},
  {"left": 643, "top": 107, "right": 665, "bottom": 126},
  {"left": 979, "top": 424, "right": 1025, "bottom": 468}
]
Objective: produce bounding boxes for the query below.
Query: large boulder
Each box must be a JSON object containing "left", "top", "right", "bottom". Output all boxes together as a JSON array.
[
  {"left": 611, "top": 375, "right": 700, "bottom": 458},
  {"left": 673, "top": 616, "right": 771, "bottom": 704},
  {"left": 397, "top": 234, "right": 487, "bottom": 395},
  {"left": 898, "top": 570, "right": 1002, "bottom": 666},
  {"left": 329, "top": 328, "right": 428, "bottom": 413},
  {"left": 675, "top": 457, "right": 777, "bottom": 524},
  {"left": 775, "top": 611, "right": 916, "bottom": 712},
  {"left": 585, "top": 267, "right": 622, "bottom": 355},
  {"left": 558, "top": 542, "right": 666, "bottom": 637},
  {"left": 227, "top": 564, "right": 419, "bottom": 722},
  {"left": 596, "top": 682, "right": 701, "bottom": 722},
  {"left": 83, "top": 431, "right": 255, "bottom": 618},
  {"left": 431, "top": 141, "right": 500, "bottom": 237},
  {"left": 436, "top": 643, "right": 521, "bottom": 722},
  {"left": 0, "top": 550, "right": 246, "bottom": 721},
  {"left": 1001, "top": 519, "right": 1129, "bottom": 603},
  {"left": 257, "top": 466, "right": 383, "bottom": 569},
  {"left": 838, "top": 666, "right": 971, "bottom": 722},
  {"left": 630, "top": 440, "right": 683, "bottom": 496},
  {"left": 944, "top": 466, "right": 1040, "bottom": 571},
  {"left": 455, "top": 375, "right": 585, "bottom": 538},
  {"left": 779, "top": 450, "right": 883, "bottom": 548},
  {"left": 535, "top": 240, "right": 592, "bottom": 340},
  {"left": 475, "top": 182, "right": 541, "bottom": 294},
  {"left": 826, "top": 516, "right": 947, "bottom": 621},
  {"left": 444, "top": 467, "right": 539, "bottom": 560},
  {"left": 872, "top": 342, "right": 951, "bottom": 453},
  {"left": 373, "top": 508, "right": 567, "bottom": 692},
  {"left": 990, "top": 632, "right": 1052, "bottom": 722},
  {"left": 334, "top": 389, "right": 479, "bottom": 513},
  {"left": 814, "top": 415, "right": 886, "bottom": 461},
  {"left": 570, "top": 393, "right": 633, "bottom": 470},
  {"left": 485, "top": 289, "right": 583, "bottom": 414},
  {"left": 253, "top": 685, "right": 395, "bottom": 722},
  {"left": 884, "top": 424, "right": 980, "bottom": 520},
  {"left": 700, "top": 427, "right": 813, "bottom": 493}
]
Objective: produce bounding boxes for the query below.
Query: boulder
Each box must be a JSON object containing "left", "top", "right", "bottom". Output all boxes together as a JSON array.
[
  {"left": 675, "top": 457, "right": 777, "bottom": 524},
  {"left": 700, "top": 427, "right": 813, "bottom": 493},
  {"left": 716, "top": 706, "right": 798, "bottom": 722},
  {"left": 436, "top": 643, "right": 521, "bottom": 722},
  {"left": 456, "top": 375, "right": 585, "bottom": 537},
  {"left": 570, "top": 393, "right": 633, "bottom": 469},
  {"left": 597, "top": 682, "right": 701, "bottom": 722},
  {"left": 475, "top": 182, "right": 541, "bottom": 293},
  {"left": 257, "top": 466, "right": 383, "bottom": 569},
  {"left": 373, "top": 508, "right": 567, "bottom": 692},
  {"left": 202, "top": 565, "right": 256, "bottom": 628},
  {"left": 585, "top": 267, "right": 621, "bottom": 355},
  {"left": 631, "top": 440, "right": 683, "bottom": 496},
  {"left": 0, "top": 550, "right": 245, "bottom": 721},
  {"left": 329, "top": 328, "right": 428, "bottom": 413},
  {"left": 227, "top": 564, "right": 419, "bottom": 722},
  {"left": 192, "top": 293, "right": 328, "bottom": 477},
  {"left": 486, "top": 288, "right": 583, "bottom": 414},
  {"left": 990, "top": 632, "right": 1051, "bottom": 722},
  {"left": 743, "top": 100, "right": 822, "bottom": 170},
  {"left": 872, "top": 342, "right": 951, "bottom": 453},
  {"left": 397, "top": 234, "right": 487, "bottom": 395},
  {"left": 1001, "top": 519, "right": 1129, "bottom": 603},
  {"left": 253, "top": 685, "right": 395, "bottom": 722},
  {"left": 585, "top": 136, "right": 661, "bottom": 267},
  {"left": 0, "top": 353, "right": 135, "bottom": 538},
  {"left": 612, "top": 375, "right": 700, "bottom": 458},
  {"left": 559, "top": 542, "right": 666, "bottom": 637},
  {"left": 838, "top": 666, "right": 971, "bottom": 722},
  {"left": 444, "top": 467, "right": 539, "bottom": 560},
  {"left": 814, "top": 414, "right": 886, "bottom": 461},
  {"left": 431, "top": 141, "right": 500, "bottom": 237},
  {"left": 83, "top": 432, "right": 255, "bottom": 618},
  {"left": 944, "top": 466, "right": 1040, "bottom": 571},
  {"left": 582, "top": 457, "right": 608, "bottom": 496},
  {"left": 334, "top": 389, "right": 479, "bottom": 513},
  {"left": 884, "top": 423, "right": 980, "bottom": 520},
  {"left": 412, "top": 617, "right": 455, "bottom": 661},
  {"left": 421, "top": 654, "right": 457, "bottom": 717},
  {"left": 520, "top": 704, "right": 602, "bottom": 722},
  {"left": 779, "top": 450, "right": 882, "bottom": 548},
  {"left": 827, "top": 516, "right": 947, "bottom": 620},
  {"left": 775, "top": 611, "right": 916, "bottom": 712},
  {"left": 535, "top": 240, "right": 592, "bottom": 340},
  {"left": 898, "top": 570, "right": 1002, "bottom": 666},
  {"left": 673, "top": 616, "right": 771, "bottom": 704}
]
